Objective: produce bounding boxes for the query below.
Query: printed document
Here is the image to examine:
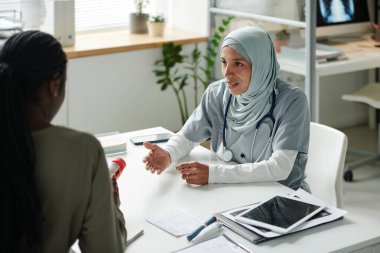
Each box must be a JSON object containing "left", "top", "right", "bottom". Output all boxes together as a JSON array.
[{"left": 146, "top": 208, "right": 203, "bottom": 237}]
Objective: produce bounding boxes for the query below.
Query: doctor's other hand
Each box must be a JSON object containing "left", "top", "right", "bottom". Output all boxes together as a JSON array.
[
  {"left": 143, "top": 142, "right": 171, "bottom": 175},
  {"left": 176, "top": 162, "right": 209, "bottom": 185}
]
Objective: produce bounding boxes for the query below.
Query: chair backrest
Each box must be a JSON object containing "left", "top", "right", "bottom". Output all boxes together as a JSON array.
[{"left": 305, "top": 122, "right": 348, "bottom": 208}]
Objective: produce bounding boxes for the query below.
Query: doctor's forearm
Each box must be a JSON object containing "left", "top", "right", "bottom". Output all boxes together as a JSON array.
[
  {"left": 208, "top": 150, "right": 297, "bottom": 183},
  {"left": 163, "top": 132, "right": 198, "bottom": 163}
]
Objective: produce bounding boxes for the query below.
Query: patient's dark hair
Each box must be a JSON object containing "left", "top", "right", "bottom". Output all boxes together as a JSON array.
[{"left": 0, "top": 31, "right": 67, "bottom": 253}]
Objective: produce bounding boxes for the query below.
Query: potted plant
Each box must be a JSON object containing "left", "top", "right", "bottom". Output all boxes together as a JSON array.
[
  {"left": 148, "top": 15, "right": 165, "bottom": 37},
  {"left": 130, "top": 0, "right": 149, "bottom": 34},
  {"left": 275, "top": 29, "right": 290, "bottom": 53}
]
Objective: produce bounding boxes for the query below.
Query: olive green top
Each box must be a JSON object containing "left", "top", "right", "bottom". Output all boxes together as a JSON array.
[{"left": 32, "top": 126, "right": 126, "bottom": 253}]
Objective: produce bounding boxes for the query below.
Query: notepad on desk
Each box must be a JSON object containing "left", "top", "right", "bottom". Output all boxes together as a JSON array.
[{"left": 96, "top": 132, "right": 127, "bottom": 155}]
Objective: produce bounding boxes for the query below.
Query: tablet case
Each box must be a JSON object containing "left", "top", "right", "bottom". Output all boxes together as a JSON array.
[{"left": 214, "top": 213, "right": 268, "bottom": 244}]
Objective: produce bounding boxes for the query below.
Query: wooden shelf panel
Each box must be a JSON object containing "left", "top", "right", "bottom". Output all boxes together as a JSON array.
[{"left": 64, "top": 28, "right": 208, "bottom": 59}]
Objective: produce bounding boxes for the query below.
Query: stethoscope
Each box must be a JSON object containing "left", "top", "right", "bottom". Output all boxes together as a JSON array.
[{"left": 219, "top": 92, "right": 276, "bottom": 162}]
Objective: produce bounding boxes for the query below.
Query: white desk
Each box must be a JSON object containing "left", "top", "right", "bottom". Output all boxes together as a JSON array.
[
  {"left": 278, "top": 35, "right": 380, "bottom": 123},
  {"left": 113, "top": 127, "right": 380, "bottom": 253}
]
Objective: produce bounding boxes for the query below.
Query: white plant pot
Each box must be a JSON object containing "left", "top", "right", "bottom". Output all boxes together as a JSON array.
[{"left": 148, "top": 22, "right": 165, "bottom": 37}]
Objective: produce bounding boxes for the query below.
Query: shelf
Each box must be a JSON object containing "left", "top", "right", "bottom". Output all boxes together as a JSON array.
[{"left": 210, "top": 7, "right": 306, "bottom": 28}]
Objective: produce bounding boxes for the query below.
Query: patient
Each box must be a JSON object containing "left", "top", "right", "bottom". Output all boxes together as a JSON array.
[{"left": 0, "top": 31, "right": 127, "bottom": 253}]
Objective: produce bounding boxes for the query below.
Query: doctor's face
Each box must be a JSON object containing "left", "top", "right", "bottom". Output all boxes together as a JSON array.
[{"left": 221, "top": 46, "right": 252, "bottom": 95}]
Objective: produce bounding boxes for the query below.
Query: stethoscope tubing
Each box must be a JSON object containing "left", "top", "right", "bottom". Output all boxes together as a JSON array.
[
  {"left": 222, "top": 94, "right": 233, "bottom": 147},
  {"left": 222, "top": 92, "right": 276, "bottom": 162}
]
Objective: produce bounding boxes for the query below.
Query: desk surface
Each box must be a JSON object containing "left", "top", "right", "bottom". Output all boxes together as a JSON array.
[{"left": 113, "top": 127, "right": 380, "bottom": 253}]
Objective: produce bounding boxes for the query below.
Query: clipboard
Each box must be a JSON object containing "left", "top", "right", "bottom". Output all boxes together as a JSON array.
[{"left": 214, "top": 213, "right": 267, "bottom": 244}]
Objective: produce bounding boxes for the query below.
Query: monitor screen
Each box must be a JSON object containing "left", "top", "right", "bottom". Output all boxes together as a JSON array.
[{"left": 316, "top": 0, "right": 371, "bottom": 38}]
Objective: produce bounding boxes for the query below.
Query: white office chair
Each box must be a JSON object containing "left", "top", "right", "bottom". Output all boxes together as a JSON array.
[
  {"left": 341, "top": 83, "right": 380, "bottom": 182},
  {"left": 305, "top": 122, "right": 348, "bottom": 208}
]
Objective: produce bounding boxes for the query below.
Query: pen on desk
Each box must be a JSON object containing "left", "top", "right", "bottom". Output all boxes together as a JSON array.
[
  {"left": 187, "top": 216, "right": 216, "bottom": 242},
  {"left": 126, "top": 229, "right": 144, "bottom": 247},
  {"left": 236, "top": 242, "right": 253, "bottom": 253}
]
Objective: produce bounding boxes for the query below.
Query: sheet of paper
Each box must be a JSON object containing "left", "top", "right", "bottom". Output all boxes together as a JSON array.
[
  {"left": 172, "top": 234, "right": 250, "bottom": 253},
  {"left": 146, "top": 208, "right": 203, "bottom": 237}
]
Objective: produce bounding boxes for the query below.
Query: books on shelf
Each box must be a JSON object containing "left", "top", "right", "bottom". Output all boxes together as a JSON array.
[
  {"left": 215, "top": 189, "right": 347, "bottom": 244},
  {"left": 96, "top": 132, "right": 127, "bottom": 155}
]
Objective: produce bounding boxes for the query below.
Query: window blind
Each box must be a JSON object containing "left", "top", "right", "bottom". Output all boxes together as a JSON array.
[
  {"left": 1, "top": 0, "right": 168, "bottom": 32},
  {"left": 0, "top": 1, "right": 43, "bottom": 30},
  {"left": 0, "top": 0, "right": 19, "bottom": 11},
  {"left": 75, "top": 0, "right": 168, "bottom": 32}
]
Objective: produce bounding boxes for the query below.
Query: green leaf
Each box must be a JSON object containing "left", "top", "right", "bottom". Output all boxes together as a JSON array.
[
  {"left": 157, "top": 78, "right": 166, "bottom": 84},
  {"left": 213, "top": 32, "right": 221, "bottom": 40},
  {"left": 211, "top": 39, "right": 218, "bottom": 47},
  {"left": 179, "top": 76, "right": 188, "bottom": 89},
  {"left": 161, "top": 83, "right": 168, "bottom": 90},
  {"left": 173, "top": 76, "right": 182, "bottom": 82},
  {"left": 204, "top": 69, "right": 211, "bottom": 77},
  {"left": 153, "top": 70, "right": 165, "bottom": 76},
  {"left": 210, "top": 50, "right": 217, "bottom": 57},
  {"left": 222, "top": 16, "right": 234, "bottom": 26}
]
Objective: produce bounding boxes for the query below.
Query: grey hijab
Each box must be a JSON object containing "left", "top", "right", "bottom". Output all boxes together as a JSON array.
[{"left": 221, "top": 26, "right": 280, "bottom": 132}]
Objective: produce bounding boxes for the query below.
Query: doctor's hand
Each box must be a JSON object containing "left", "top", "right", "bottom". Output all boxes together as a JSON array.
[
  {"left": 143, "top": 142, "right": 171, "bottom": 175},
  {"left": 176, "top": 161, "right": 209, "bottom": 185}
]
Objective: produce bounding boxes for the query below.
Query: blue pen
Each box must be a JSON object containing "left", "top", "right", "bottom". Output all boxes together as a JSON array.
[{"left": 187, "top": 216, "right": 216, "bottom": 241}]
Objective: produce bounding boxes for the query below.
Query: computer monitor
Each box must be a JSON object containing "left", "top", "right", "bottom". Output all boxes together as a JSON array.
[{"left": 316, "top": 0, "right": 371, "bottom": 38}]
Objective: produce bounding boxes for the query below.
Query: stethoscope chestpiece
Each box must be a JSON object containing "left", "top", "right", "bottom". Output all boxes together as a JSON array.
[{"left": 217, "top": 147, "right": 233, "bottom": 162}]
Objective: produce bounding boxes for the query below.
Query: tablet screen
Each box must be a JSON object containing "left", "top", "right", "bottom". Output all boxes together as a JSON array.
[{"left": 240, "top": 196, "right": 322, "bottom": 229}]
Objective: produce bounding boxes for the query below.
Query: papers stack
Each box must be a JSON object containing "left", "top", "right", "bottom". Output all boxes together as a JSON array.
[
  {"left": 96, "top": 132, "right": 127, "bottom": 155},
  {"left": 281, "top": 43, "right": 346, "bottom": 63},
  {"left": 215, "top": 189, "right": 347, "bottom": 243},
  {"left": 314, "top": 43, "right": 347, "bottom": 62}
]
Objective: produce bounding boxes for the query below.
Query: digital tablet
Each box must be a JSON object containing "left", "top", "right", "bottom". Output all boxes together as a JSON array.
[
  {"left": 130, "top": 133, "right": 173, "bottom": 145},
  {"left": 235, "top": 195, "right": 325, "bottom": 234}
]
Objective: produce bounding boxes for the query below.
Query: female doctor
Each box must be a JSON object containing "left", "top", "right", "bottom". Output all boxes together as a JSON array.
[{"left": 143, "top": 26, "right": 310, "bottom": 191}]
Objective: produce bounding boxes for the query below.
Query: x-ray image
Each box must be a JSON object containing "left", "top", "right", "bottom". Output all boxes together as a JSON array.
[{"left": 319, "top": 0, "right": 354, "bottom": 23}]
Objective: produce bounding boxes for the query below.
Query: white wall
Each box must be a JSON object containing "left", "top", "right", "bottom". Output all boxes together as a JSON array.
[{"left": 54, "top": 43, "right": 207, "bottom": 135}]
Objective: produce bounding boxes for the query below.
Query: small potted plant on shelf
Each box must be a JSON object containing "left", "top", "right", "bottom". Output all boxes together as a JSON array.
[
  {"left": 130, "top": 0, "right": 149, "bottom": 34},
  {"left": 275, "top": 29, "right": 290, "bottom": 53},
  {"left": 148, "top": 15, "right": 165, "bottom": 37}
]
